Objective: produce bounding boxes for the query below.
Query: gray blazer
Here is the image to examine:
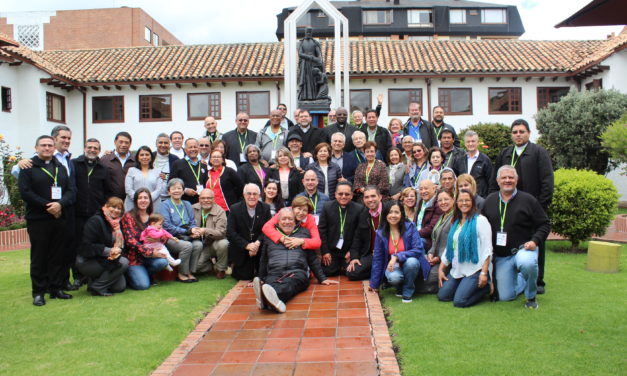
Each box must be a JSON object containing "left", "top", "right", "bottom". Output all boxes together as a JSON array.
[
  {"left": 429, "top": 212, "right": 454, "bottom": 259},
  {"left": 388, "top": 163, "right": 406, "bottom": 197}
]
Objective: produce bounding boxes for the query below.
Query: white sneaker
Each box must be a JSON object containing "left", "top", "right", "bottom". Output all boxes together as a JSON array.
[
  {"left": 252, "top": 277, "right": 265, "bottom": 309},
  {"left": 401, "top": 296, "right": 412, "bottom": 303},
  {"left": 165, "top": 265, "right": 173, "bottom": 272},
  {"left": 170, "top": 259, "right": 181, "bottom": 267},
  {"left": 262, "top": 284, "right": 286, "bottom": 313}
]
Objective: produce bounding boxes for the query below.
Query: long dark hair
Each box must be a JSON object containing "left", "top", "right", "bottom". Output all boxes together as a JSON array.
[
  {"left": 452, "top": 189, "right": 478, "bottom": 223},
  {"left": 136, "top": 145, "right": 155, "bottom": 169},
  {"left": 262, "top": 179, "right": 285, "bottom": 211},
  {"left": 129, "top": 187, "right": 154, "bottom": 230},
  {"left": 380, "top": 201, "right": 407, "bottom": 239}
]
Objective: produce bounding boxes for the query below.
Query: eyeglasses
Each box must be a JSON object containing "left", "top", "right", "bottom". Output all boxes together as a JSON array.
[
  {"left": 199, "top": 144, "right": 210, "bottom": 147},
  {"left": 237, "top": 119, "right": 249, "bottom": 122},
  {"left": 336, "top": 192, "right": 351, "bottom": 197},
  {"left": 205, "top": 122, "right": 217, "bottom": 125},
  {"left": 244, "top": 192, "right": 260, "bottom": 196},
  {"left": 512, "top": 130, "right": 527, "bottom": 134},
  {"left": 457, "top": 199, "right": 473, "bottom": 203}
]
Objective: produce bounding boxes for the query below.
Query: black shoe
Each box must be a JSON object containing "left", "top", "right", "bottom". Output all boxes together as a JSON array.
[
  {"left": 64, "top": 281, "right": 80, "bottom": 291},
  {"left": 176, "top": 277, "right": 193, "bottom": 283},
  {"left": 537, "top": 286, "right": 545, "bottom": 295},
  {"left": 49, "top": 290, "right": 73, "bottom": 299},
  {"left": 33, "top": 294, "right": 46, "bottom": 306},
  {"left": 88, "top": 288, "right": 113, "bottom": 297}
]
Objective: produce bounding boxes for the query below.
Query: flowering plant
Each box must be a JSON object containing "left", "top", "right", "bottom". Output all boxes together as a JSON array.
[
  {"left": 0, "top": 134, "right": 25, "bottom": 217},
  {"left": 0, "top": 205, "right": 25, "bottom": 230}
]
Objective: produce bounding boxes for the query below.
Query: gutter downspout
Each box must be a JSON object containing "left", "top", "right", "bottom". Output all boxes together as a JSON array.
[
  {"left": 82, "top": 88, "right": 87, "bottom": 148},
  {"left": 425, "top": 78, "right": 432, "bottom": 122},
  {"left": 276, "top": 81, "right": 281, "bottom": 106}
]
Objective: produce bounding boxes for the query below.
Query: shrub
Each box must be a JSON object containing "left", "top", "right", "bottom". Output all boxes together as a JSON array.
[
  {"left": 459, "top": 122, "right": 511, "bottom": 164},
  {"left": 601, "top": 113, "right": 627, "bottom": 175},
  {"left": 535, "top": 89, "right": 627, "bottom": 174},
  {"left": 0, "top": 135, "right": 24, "bottom": 217},
  {"left": 549, "top": 169, "right": 618, "bottom": 250}
]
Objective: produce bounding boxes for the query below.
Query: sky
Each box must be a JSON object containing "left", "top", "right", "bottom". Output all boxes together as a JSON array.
[{"left": 2, "top": 0, "right": 623, "bottom": 44}]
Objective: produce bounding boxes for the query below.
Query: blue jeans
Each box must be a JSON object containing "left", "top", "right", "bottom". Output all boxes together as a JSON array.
[
  {"left": 437, "top": 270, "right": 489, "bottom": 308},
  {"left": 126, "top": 258, "right": 168, "bottom": 290},
  {"left": 385, "top": 257, "right": 420, "bottom": 298},
  {"left": 495, "top": 248, "right": 538, "bottom": 300}
]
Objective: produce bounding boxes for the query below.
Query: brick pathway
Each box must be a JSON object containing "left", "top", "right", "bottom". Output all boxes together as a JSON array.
[{"left": 153, "top": 276, "right": 400, "bottom": 376}]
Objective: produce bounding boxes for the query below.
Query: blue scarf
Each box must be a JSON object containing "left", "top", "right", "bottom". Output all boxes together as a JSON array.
[{"left": 445, "top": 215, "right": 478, "bottom": 264}]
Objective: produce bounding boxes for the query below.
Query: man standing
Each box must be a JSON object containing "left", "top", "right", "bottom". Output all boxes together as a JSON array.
[
  {"left": 203, "top": 116, "right": 221, "bottom": 143},
  {"left": 329, "top": 132, "right": 352, "bottom": 178},
  {"left": 295, "top": 170, "right": 330, "bottom": 218},
  {"left": 264, "top": 104, "right": 294, "bottom": 129},
  {"left": 318, "top": 181, "right": 370, "bottom": 280},
  {"left": 153, "top": 133, "right": 180, "bottom": 203},
  {"left": 431, "top": 106, "right": 460, "bottom": 147},
  {"left": 255, "top": 109, "right": 288, "bottom": 165},
  {"left": 439, "top": 129, "right": 465, "bottom": 170},
  {"left": 101, "top": 131, "right": 136, "bottom": 200},
  {"left": 222, "top": 112, "right": 257, "bottom": 166},
  {"left": 483, "top": 165, "right": 550, "bottom": 309},
  {"left": 19, "top": 136, "right": 74, "bottom": 306},
  {"left": 327, "top": 109, "right": 337, "bottom": 124},
  {"left": 403, "top": 102, "right": 437, "bottom": 149},
  {"left": 193, "top": 189, "right": 229, "bottom": 279},
  {"left": 324, "top": 107, "right": 356, "bottom": 151},
  {"left": 490, "top": 119, "right": 554, "bottom": 294},
  {"left": 452, "top": 131, "right": 492, "bottom": 197},
  {"left": 287, "top": 109, "right": 325, "bottom": 155},
  {"left": 363, "top": 109, "right": 392, "bottom": 159},
  {"left": 170, "top": 131, "right": 186, "bottom": 159},
  {"left": 170, "top": 138, "right": 207, "bottom": 204},
  {"left": 198, "top": 136, "right": 212, "bottom": 165}
]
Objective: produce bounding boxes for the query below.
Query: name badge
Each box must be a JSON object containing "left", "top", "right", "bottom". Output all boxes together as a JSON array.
[
  {"left": 496, "top": 231, "right": 507, "bottom": 247},
  {"left": 196, "top": 185, "right": 204, "bottom": 194},
  {"left": 313, "top": 214, "right": 320, "bottom": 225},
  {"left": 336, "top": 237, "right": 344, "bottom": 249},
  {"left": 51, "top": 186, "right": 62, "bottom": 200},
  {"left": 271, "top": 150, "right": 276, "bottom": 160},
  {"left": 240, "top": 153, "right": 247, "bottom": 163}
]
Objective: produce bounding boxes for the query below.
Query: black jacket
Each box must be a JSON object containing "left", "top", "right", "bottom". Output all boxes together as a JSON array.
[
  {"left": 324, "top": 122, "right": 357, "bottom": 151},
  {"left": 238, "top": 163, "right": 272, "bottom": 191},
  {"left": 79, "top": 211, "right": 123, "bottom": 271},
  {"left": 18, "top": 156, "right": 73, "bottom": 221},
  {"left": 432, "top": 122, "right": 460, "bottom": 147},
  {"left": 101, "top": 152, "right": 136, "bottom": 200},
  {"left": 151, "top": 151, "right": 179, "bottom": 175},
  {"left": 222, "top": 129, "right": 258, "bottom": 165},
  {"left": 305, "top": 161, "right": 343, "bottom": 198},
  {"left": 403, "top": 118, "right": 438, "bottom": 149},
  {"left": 72, "top": 155, "right": 110, "bottom": 217},
  {"left": 267, "top": 167, "right": 303, "bottom": 204},
  {"left": 452, "top": 151, "right": 493, "bottom": 198},
  {"left": 356, "top": 124, "right": 392, "bottom": 159},
  {"left": 489, "top": 142, "right": 554, "bottom": 210},
  {"left": 208, "top": 166, "right": 243, "bottom": 211},
  {"left": 287, "top": 125, "right": 326, "bottom": 155},
  {"left": 169, "top": 158, "right": 208, "bottom": 204},
  {"left": 319, "top": 200, "right": 370, "bottom": 260}
]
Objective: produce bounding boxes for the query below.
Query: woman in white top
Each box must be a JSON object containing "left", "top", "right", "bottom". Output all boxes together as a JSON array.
[
  {"left": 437, "top": 189, "right": 492, "bottom": 308},
  {"left": 125, "top": 146, "right": 163, "bottom": 212},
  {"left": 419, "top": 146, "right": 444, "bottom": 185},
  {"left": 211, "top": 140, "right": 238, "bottom": 171}
]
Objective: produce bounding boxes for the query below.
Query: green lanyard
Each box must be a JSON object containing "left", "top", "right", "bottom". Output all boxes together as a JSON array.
[
  {"left": 355, "top": 150, "right": 363, "bottom": 163},
  {"left": 432, "top": 211, "right": 453, "bottom": 240},
  {"left": 434, "top": 126, "right": 442, "bottom": 140},
  {"left": 365, "top": 162, "right": 375, "bottom": 184},
  {"left": 40, "top": 166, "right": 59, "bottom": 186},
  {"left": 208, "top": 167, "right": 225, "bottom": 189},
  {"left": 338, "top": 207, "right": 347, "bottom": 237},
  {"left": 443, "top": 151, "right": 453, "bottom": 168},
  {"left": 308, "top": 194, "right": 318, "bottom": 213},
  {"left": 368, "top": 127, "right": 377, "bottom": 141},
  {"left": 201, "top": 209, "right": 209, "bottom": 228},
  {"left": 390, "top": 231, "right": 400, "bottom": 254},
  {"left": 186, "top": 160, "right": 201, "bottom": 184},
  {"left": 238, "top": 131, "right": 248, "bottom": 152},
  {"left": 270, "top": 129, "right": 282, "bottom": 149},
  {"left": 209, "top": 132, "right": 219, "bottom": 143},
  {"left": 416, "top": 201, "right": 428, "bottom": 231},
  {"left": 277, "top": 226, "right": 299, "bottom": 237},
  {"left": 499, "top": 199, "right": 508, "bottom": 232},
  {"left": 171, "top": 199, "right": 187, "bottom": 225},
  {"left": 511, "top": 145, "right": 527, "bottom": 167},
  {"left": 412, "top": 163, "right": 427, "bottom": 186}
]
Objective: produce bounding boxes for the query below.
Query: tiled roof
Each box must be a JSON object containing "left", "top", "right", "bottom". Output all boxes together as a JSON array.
[{"left": 2, "top": 31, "right": 624, "bottom": 85}]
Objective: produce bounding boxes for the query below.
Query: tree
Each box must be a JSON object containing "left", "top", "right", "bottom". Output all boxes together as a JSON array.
[
  {"left": 459, "top": 122, "right": 511, "bottom": 164},
  {"left": 535, "top": 89, "right": 627, "bottom": 174},
  {"left": 601, "top": 113, "right": 627, "bottom": 175},
  {"left": 549, "top": 169, "right": 618, "bottom": 251}
]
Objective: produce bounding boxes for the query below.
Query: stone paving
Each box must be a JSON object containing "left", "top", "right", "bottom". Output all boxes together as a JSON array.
[{"left": 152, "top": 276, "right": 400, "bottom": 376}]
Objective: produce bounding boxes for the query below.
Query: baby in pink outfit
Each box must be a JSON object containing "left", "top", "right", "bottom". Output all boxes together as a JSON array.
[{"left": 140, "top": 213, "right": 181, "bottom": 271}]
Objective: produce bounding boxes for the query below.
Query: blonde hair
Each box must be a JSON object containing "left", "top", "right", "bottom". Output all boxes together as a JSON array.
[
  {"left": 105, "top": 196, "right": 124, "bottom": 211},
  {"left": 456, "top": 174, "right": 477, "bottom": 195}
]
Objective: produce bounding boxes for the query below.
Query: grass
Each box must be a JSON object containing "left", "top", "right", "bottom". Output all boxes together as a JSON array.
[
  {"left": 0, "top": 249, "right": 235, "bottom": 376},
  {"left": 383, "top": 241, "right": 627, "bottom": 376},
  {"left": 616, "top": 207, "right": 627, "bottom": 215}
]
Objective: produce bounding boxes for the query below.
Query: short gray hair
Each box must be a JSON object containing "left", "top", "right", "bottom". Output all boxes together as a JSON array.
[
  {"left": 167, "top": 178, "right": 185, "bottom": 191},
  {"left": 156, "top": 133, "right": 169, "bottom": 141},
  {"left": 243, "top": 183, "right": 261, "bottom": 195},
  {"left": 278, "top": 207, "right": 294, "bottom": 219},
  {"left": 352, "top": 130, "right": 366, "bottom": 141},
  {"left": 496, "top": 165, "right": 518, "bottom": 180},
  {"left": 331, "top": 132, "right": 346, "bottom": 142},
  {"left": 464, "top": 131, "right": 479, "bottom": 140}
]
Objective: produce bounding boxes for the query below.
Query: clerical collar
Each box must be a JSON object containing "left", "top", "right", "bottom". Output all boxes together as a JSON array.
[
  {"left": 299, "top": 124, "right": 310, "bottom": 132},
  {"left": 368, "top": 202, "right": 382, "bottom": 217},
  {"left": 515, "top": 143, "right": 528, "bottom": 154}
]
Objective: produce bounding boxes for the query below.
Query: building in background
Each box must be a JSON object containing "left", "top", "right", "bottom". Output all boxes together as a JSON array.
[{"left": 0, "top": 7, "right": 181, "bottom": 51}]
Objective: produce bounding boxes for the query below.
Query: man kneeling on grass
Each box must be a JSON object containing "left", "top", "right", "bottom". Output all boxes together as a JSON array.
[{"left": 253, "top": 208, "right": 338, "bottom": 313}]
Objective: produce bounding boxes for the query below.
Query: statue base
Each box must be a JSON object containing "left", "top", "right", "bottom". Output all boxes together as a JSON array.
[{"left": 298, "top": 99, "right": 331, "bottom": 113}]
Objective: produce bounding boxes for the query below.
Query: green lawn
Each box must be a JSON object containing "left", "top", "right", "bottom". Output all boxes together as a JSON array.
[
  {"left": 0, "top": 250, "right": 235, "bottom": 376},
  {"left": 383, "top": 241, "right": 627, "bottom": 376}
]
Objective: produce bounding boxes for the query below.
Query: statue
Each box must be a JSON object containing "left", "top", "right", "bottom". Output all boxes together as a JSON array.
[{"left": 297, "top": 27, "right": 331, "bottom": 111}]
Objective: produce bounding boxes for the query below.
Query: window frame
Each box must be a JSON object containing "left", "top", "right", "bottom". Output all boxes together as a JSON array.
[
  {"left": 92, "top": 96, "right": 124, "bottom": 123},
  {"left": 1, "top": 86, "right": 11, "bottom": 112},
  {"left": 139, "top": 94, "right": 172, "bottom": 122},
  {"left": 488, "top": 87, "right": 522, "bottom": 114},
  {"left": 348, "top": 89, "right": 373, "bottom": 114},
  {"left": 46, "top": 92, "right": 66, "bottom": 123},
  {"left": 144, "top": 26, "right": 151, "bottom": 42},
  {"left": 153, "top": 33, "right": 159, "bottom": 46},
  {"left": 449, "top": 9, "right": 466, "bottom": 24},
  {"left": 438, "top": 88, "right": 473, "bottom": 115},
  {"left": 481, "top": 9, "right": 507, "bottom": 24},
  {"left": 387, "top": 88, "right": 422, "bottom": 116},
  {"left": 236, "top": 91, "right": 270, "bottom": 119},
  {"left": 363, "top": 10, "right": 393, "bottom": 25},
  {"left": 187, "top": 92, "right": 222, "bottom": 120},
  {"left": 407, "top": 9, "right": 433, "bottom": 27},
  {"left": 536, "top": 87, "right": 570, "bottom": 110}
]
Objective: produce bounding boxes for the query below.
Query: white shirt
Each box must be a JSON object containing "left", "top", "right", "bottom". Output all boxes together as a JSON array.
[
  {"left": 53, "top": 150, "right": 71, "bottom": 176},
  {"left": 466, "top": 151, "right": 479, "bottom": 173},
  {"left": 114, "top": 151, "right": 129, "bottom": 167},
  {"left": 170, "top": 147, "right": 185, "bottom": 159},
  {"left": 442, "top": 215, "right": 493, "bottom": 279}
]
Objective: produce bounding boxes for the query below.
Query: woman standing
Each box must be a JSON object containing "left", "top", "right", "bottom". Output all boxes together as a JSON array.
[
  {"left": 159, "top": 179, "right": 204, "bottom": 283},
  {"left": 421, "top": 189, "right": 455, "bottom": 294},
  {"left": 404, "top": 142, "right": 429, "bottom": 189},
  {"left": 388, "top": 118, "right": 404, "bottom": 147},
  {"left": 262, "top": 180, "right": 284, "bottom": 216},
  {"left": 121, "top": 188, "right": 168, "bottom": 290},
  {"left": 268, "top": 147, "right": 303, "bottom": 206},
  {"left": 419, "top": 147, "right": 444, "bottom": 185},
  {"left": 387, "top": 147, "right": 405, "bottom": 201},
  {"left": 369, "top": 202, "right": 430, "bottom": 303},
  {"left": 353, "top": 141, "right": 390, "bottom": 202},
  {"left": 437, "top": 190, "right": 492, "bottom": 308},
  {"left": 456, "top": 174, "right": 485, "bottom": 210},
  {"left": 124, "top": 146, "right": 163, "bottom": 212},
  {"left": 306, "top": 142, "right": 342, "bottom": 198},
  {"left": 77, "top": 197, "right": 129, "bottom": 296},
  {"left": 206, "top": 150, "right": 243, "bottom": 214}
]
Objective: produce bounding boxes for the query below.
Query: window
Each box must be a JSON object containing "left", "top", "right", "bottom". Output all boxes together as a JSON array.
[
  {"left": 139, "top": 95, "right": 172, "bottom": 121},
  {"left": 297, "top": 13, "right": 312, "bottom": 28},
  {"left": 317, "top": 10, "right": 327, "bottom": 18},
  {"left": 349, "top": 90, "right": 372, "bottom": 113},
  {"left": 1, "top": 87, "right": 11, "bottom": 112},
  {"left": 93, "top": 96, "right": 124, "bottom": 122},
  {"left": 153, "top": 33, "right": 159, "bottom": 46},
  {"left": 438, "top": 88, "right": 472, "bottom": 115},
  {"left": 450, "top": 9, "right": 466, "bottom": 24},
  {"left": 537, "top": 87, "right": 570, "bottom": 110},
  {"left": 388, "top": 89, "right": 422, "bottom": 116},
  {"left": 46, "top": 92, "right": 65, "bottom": 123},
  {"left": 488, "top": 88, "right": 521, "bottom": 114},
  {"left": 188, "top": 93, "right": 221, "bottom": 120},
  {"left": 363, "top": 10, "right": 393, "bottom": 25},
  {"left": 585, "top": 79, "right": 603, "bottom": 92},
  {"left": 144, "top": 27, "right": 151, "bottom": 42},
  {"left": 408, "top": 10, "right": 433, "bottom": 27},
  {"left": 236, "top": 91, "right": 270, "bottom": 118},
  {"left": 481, "top": 9, "right": 507, "bottom": 24},
  {"left": 16, "top": 24, "right": 41, "bottom": 50}
]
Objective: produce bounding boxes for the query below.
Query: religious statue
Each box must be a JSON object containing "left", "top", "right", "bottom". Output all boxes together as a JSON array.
[{"left": 298, "top": 28, "right": 328, "bottom": 102}]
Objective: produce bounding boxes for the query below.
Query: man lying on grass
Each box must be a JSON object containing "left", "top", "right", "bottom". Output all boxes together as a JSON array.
[{"left": 253, "top": 208, "right": 337, "bottom": 313}]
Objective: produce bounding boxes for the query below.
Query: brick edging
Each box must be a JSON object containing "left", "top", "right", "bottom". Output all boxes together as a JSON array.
[
  {"left": 363, "top": 281, "right": 402, "bottom": 376},
  {"left": 150, "top": 280, "right": 247, "bottom": 375},
  {"left": 0, "top": 228, "right": 29, "bottom": 250}
]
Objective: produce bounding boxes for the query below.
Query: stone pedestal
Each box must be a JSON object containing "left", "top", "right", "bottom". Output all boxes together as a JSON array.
[
  {"left": 298, "top": 99, "right": 332, "bottom": 113},
  {"left": 586, "top": 240, "right": 620, "bottom": 273}
]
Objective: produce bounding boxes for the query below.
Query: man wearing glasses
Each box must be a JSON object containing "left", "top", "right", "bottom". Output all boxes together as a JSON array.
[
  {"left": 490, "top": 119, "right": 554, "bottom": 295},
  {"left": 222, "top": 112, "right": 257, "bottom": 167}
]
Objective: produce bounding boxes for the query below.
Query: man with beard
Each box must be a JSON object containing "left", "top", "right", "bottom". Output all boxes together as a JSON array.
[
  {"left": 403, "top": 102, "right": 437, "bottom": 149},
  {"left": 431, "top": 106, "right": 459, "bottom": 147},
  {"left": 324, "top": 107, "right": 356, "bottom": 151}
]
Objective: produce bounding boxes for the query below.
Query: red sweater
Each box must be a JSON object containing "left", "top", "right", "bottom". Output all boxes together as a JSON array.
[{"left": 262, "top": 212, "right": 321, "bottom": 250}]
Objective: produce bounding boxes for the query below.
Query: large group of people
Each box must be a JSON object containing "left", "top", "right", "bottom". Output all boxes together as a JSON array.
[{"left": 17, "top": 101, "right": 553, "bottom": 312}]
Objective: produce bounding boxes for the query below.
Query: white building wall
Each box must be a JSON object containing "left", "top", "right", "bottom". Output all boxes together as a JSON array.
[{"left": 581, "top": 49, "right": 627, "bottom": 93}]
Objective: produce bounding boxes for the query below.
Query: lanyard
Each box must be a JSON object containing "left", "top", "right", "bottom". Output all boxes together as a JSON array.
[
  {"left": 277, "top": 226, "right": 299, "bottom": 237},
  {"left": 433, "top": 211, "right": 453, "bottom": 240},
  {"left": 201, "top": 209, "right": 209, "bottom": 228},
  {"left": 370, "top": 216, "right": 378, "bottom": 231},
  {"left": 187, "top": 160, "right": 201, "bottom": 184},
  {"left": 338, "top": 207, "right": 347, "bottom": 236},
  {"left": 367, "top": 127, "right": 377, "bottom": 141},
  {"left": 207, "top": 167, "right": 225, "bottom": 189},
  {"left": 390, "top": 231, "right": 400, "bottom": 254},
  {"left": 365, "top": 162, "right": 375, "bottom": 184},
  {"left": 238, "top": 131, "right": 248, "bottom": 152},
  {"left": 443, "top": 151, "right": 453, "bottom": 168},
  {"left": 308, "top": 194, "right": 318, "bottom": 213},
  {"left": 412, "top": 162, "right": 427, "bottom": 186},
  {"left": 511, "top": 145, "right": 527, "bottom": 167},
  {"left": 355, "top": 150, "right": 363, "bottom": 163},
  {"left": 209, "top": 132, "right": 219, "bottom": 142},
  {"left": 40, "top": 166, "right": 59, "bottom": 186},
  {"left": 434, "top": 125, "right": 442, "bottom": 140},
  {"left": 253, "top": 165, "right": 266, "bottom": 184},
  {"left": 499, "top": 199, "right": 508, "bottom": 232},
  {"left": 171, "top": 199, "right": 187, "bottom": 225},
  {"left": 269, "top": 128, "right": 283, "bottom": 149},
  {"left": 416, "top": 201, "right": 428, "bottom": 231}
]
